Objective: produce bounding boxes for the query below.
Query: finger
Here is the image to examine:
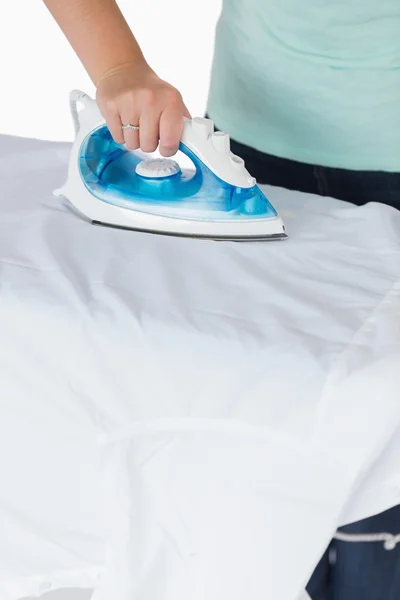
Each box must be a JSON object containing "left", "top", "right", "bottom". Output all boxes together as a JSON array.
[
  {"left": 120, "top": 108, "right": 140, "bottom": 150},
  {"left": 123, "top": 126, "right": 140, "bottom": 150},
  {"left": 183, "top": 103, "right": 192, "bottom": 119},
  {"left": 98, "top": 98, "right": 125, "bottom": 145},
  {"left": 159, "top": 104, "right": 185, "bottom": 157},
  {"left": 139, "top": 109, "right": 160, "bottom": 153},
  {"left": 105, "top": 112, "right": 124, "bottom": 145}
]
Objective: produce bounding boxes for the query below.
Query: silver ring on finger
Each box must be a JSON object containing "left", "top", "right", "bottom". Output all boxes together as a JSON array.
[{"left": 122, "top": 124, "right": 140, "bottom": 131}]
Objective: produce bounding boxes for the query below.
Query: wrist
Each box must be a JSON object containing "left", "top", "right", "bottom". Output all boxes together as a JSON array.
[{"left": 95, "top": 56, "right": 152, "bottom": 86}]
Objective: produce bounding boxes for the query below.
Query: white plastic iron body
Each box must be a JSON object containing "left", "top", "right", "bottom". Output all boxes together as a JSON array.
[{"left": 54, "top": 91, "right": 287, "bottom": 241}]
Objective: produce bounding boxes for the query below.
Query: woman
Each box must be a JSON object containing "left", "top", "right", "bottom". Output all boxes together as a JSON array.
[{"left": 44, "top": 0, "right": 400, "bottom": 597}]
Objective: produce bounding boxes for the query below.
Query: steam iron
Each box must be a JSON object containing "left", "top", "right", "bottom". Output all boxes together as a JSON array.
[{"left": 55, "top": 90, "right": 287, "bottom": 241}]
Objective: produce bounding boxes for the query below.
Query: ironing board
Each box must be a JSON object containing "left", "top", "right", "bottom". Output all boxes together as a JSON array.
[{"left": 0, "top": 134, "right": 399, "bottom": 600}]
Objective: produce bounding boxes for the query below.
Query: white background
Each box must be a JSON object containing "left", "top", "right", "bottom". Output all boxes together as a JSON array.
[{"left": 0, "top": 0, "right": 221, "bottom": 141}]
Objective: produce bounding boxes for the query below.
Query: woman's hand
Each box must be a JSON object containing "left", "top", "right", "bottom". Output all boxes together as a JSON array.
[
  {"left": 96, "top": 60, "right": 191, "bottom": 157},
  {"left": 43, "top": 0, "right": 189, "bottom": 155}
]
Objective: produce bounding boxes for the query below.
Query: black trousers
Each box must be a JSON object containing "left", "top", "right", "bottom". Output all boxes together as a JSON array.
[
  {"left": 307, "top": 507, "right": 400, "bottom": 600},
  {"left": 209, "top": 118, "right": 400, "bottom": 209},
  {"left": 210, "top": 121, "right": 400, "bottom": 599}
]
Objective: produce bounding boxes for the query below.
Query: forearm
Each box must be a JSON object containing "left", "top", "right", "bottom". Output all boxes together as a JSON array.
[{"left": 43, "top": 0, "right": 147, "bottom": 84}]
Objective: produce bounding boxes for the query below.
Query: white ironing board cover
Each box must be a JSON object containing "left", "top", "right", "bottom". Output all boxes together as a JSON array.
[{"left": 0, "top": 135, "right": 399, "bottom": 600}]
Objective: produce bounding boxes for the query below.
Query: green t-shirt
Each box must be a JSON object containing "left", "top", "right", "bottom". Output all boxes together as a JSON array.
[{"left": 207, "top": 0, "right": 400, "bottom": 172}]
